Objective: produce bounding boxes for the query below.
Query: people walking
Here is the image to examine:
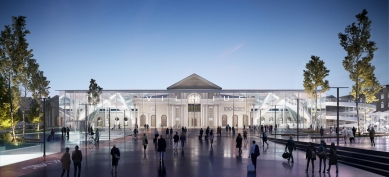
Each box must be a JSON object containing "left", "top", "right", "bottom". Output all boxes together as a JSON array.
[
  {"left": 243, "top": 130, "right": 248, "bottom": 144},
  {"left": 327, "top": 142, "right": 339, "bottom": 173},
  {"left": 342, "top": 126, "right": 348, "bottom": 144},
  {"left": 154, "top": 129, "right": 159, "bottom": 143},
  {"left": 205, "top": 127, "right": 210, "bottom": 139},
  {"left": 305, "top": 142, "right": 317, "bottom": 173},
  {"left": 142, "top": 134, "right": 148, "bottom": 150},
  {"left": 173, "top": 132, "right": 179, "bottom": 150},
  {"left": 158, "top": 135, "right": 167, "bottom": 161},
  {"left": 347, "top": 128, "right": 354, "bottom": 144},
  {"left": 110, "top": 144, "right": 120, "bottom": 174},
  {"left": 236, "top": 133, "right": 243, "bottom": 154},
  {"left": 72, "top": 145, "right": 82, "bottom": 177},
  {"left": 209, "top": 130, "right": 214, "bottom": 147},
  {"left": 169, "top": 127, "right": 173, "bottom": 139},
  {"left": 66, "top": 127, "right": 70, "bottom": 138},
  {"left": 248, "top": 141, "right": 260, "bottom": 171},
  {"left": 369, "top": 127, "right": 375, "bottom": 146},
  {"left": 51, "top": 128, "right": 55, "bottom": 141},
  {"left": 318, "top": 140, "right": 327, "bottom": 173},
  {"left": 285, "top": 136, "right": 296, "bottom": 163},
  {"left": 199, "top": 128, "right": 203, "bottom": 140},
  {"left": 232, "top": 126, "right": 235, "bottom": 136},
  {"left": 180, "top": 132, "right": 186, "bottom": 149},
  {"left": 60, "top": 147, "right": 71, "bottom": 177},
  {"left": 262, "top": 132, "right": 269, "bottom": 147},
  {"left": 352, "top": 126, "right": 356, "bottom": 137},
  {"left": 95, "top": 128, "right": 100, "bottom": 146},
  {"left": 165, "top": 128, "right": 169, "bottom": 139},
  {"left": 320, "top": 126, "right": 324, "bottom": 137}
]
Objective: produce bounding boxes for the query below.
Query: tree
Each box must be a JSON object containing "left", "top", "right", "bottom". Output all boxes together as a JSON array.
[
  {"left": 339, "top": 9, "right": 379, "bottom": 134},
  {"left": 0, "top": 16, "right": 32, "bottom": 141},
  {"left": 0, "top": 75, "right": 10, "bottom": 130},
  {"left": 87, "top": 79, "right": 103, "bottom": 127},
  {"left": 20, "top": 58, "right": 39, "bottom": 137},
  {"left": 303, "top": 55, "right": 330, "bottom": 130},
  {"left": 28, "top": 99, "right": 42, "bottom": 131}
]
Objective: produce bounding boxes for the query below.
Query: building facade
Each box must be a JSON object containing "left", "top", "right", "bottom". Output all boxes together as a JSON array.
[
  {"left": 58, "top": 74, "right": 326, "bottom": 131},
  {"left": 376, "top": 84, "right": 389, "bottom": 112}
]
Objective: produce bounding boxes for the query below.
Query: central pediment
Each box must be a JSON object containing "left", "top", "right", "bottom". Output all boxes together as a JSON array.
[{"left": 167, "top": 74, "right": 222, "bottom": 90}]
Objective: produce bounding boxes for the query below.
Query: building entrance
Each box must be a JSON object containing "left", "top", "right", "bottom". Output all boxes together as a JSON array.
[{"left": 188, "top": 104, "right": 200, "bottom": 128}]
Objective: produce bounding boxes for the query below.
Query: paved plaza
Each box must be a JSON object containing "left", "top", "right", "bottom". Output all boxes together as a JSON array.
[{"left": 0, "top": 129, "right": 383, "bottom": 177}]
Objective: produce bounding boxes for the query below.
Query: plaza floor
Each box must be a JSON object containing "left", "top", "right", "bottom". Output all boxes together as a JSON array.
[{"left": 0, "top": 129, "right": 383, "bottom": 177}]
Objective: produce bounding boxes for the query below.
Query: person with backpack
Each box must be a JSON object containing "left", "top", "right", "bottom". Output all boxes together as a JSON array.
[
  {"left": 327, "top": 142, "right": 338, "bottom": 173},
  {"left": 248, "top": 141, "right": 260, "bottom": 171},
  {"left": 173, "top": 132, "right": 179, "bottom": 151},
  {"left": 305, "top": 142, "right": 317, "bottom": 173},
  {"left": 369, "top": 127, "right": 376, "bottom": 146},
  {"left": 262, "top": 132, "right": 269, "bottom": 147},
  {"left": 318, "top": 140, "right": 327, "bottom": 173},
  {"left": 110, "top": 144, "right": 120, "bottom": 174},
  {"left": 142, "top": 134, "right": 148, "bottom": 150},
  {"left": 236, "top": 133, "right": 243, "bottom": 154},
  {"left": 285, "top": 136, "right": 296, "bottom": 163}
]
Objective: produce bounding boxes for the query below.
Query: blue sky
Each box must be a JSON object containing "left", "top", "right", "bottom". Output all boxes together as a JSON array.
[{"left": 1, "top": 0, "right": 388, "bottom": 97}]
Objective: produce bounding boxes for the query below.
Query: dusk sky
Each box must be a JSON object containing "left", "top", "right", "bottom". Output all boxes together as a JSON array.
[{"left": 1, "top": 0, "right": 388, "bottom": 97}]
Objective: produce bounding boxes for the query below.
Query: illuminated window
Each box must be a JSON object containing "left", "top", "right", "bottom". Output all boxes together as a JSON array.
[
  {"left": 381, "top": 94, "right": 384, "bottom": 99},
  {"left": 382, "top": 102, "right": 384, "bottom": 108}
]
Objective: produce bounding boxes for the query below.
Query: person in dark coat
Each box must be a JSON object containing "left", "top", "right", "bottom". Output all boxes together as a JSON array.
[
  {"left": 60, "top": 147, "right": 71, "bottom": 177},
  {"left": 165, "top": 128, "right": 169, "bottom": 139},
  {"left": 285, "top": 136, "right": 296, "bottom": 163},
  {"left": 236, "top": 133, "right": 243, "bottom": 154},
  {"left": 66, "top": 127, "right": 70, "bottom": 138},
  {"left": 158, "top": 135, "right": 167, "bottom": 161},
  {"left": 320, "top": 126, "right": 324, "bottom": 137},
  {"left": 318, "top": 140, "right": 327, "bottom": 173},
  {"left": 352, "top": 126, "right": 356, "bottom": 137},
  {"left": 305, "top": 142, "right": 317, "bottom": 173},
  {"left": 199, "top": 128, "right": 203, "bottom": 139},
  {"left": 110, "top": 144, "right": 120, "bottom": 174},
  {"left": 205, "top": 127, "right": 210, "bottom": 139},
  {"left": 173, "top": 132, "right": 179, "bottom": 150},
  {"left": 169, "top": 127, "right": 173, "bottom": 138},
  {"left": 262, "top": 132, "right": 269, "bottom": 147},
  {"left": 327, "top": 142, "right": 338, "bottom": 173}
]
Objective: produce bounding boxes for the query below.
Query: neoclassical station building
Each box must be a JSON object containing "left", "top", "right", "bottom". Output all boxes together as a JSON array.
[{"left": 58, "top": 74, "right": 327, "bottom": 130}]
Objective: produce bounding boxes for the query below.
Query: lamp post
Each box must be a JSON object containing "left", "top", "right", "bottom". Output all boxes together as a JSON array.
[{"left": 330, "top": 87, "right": 348, "bottom": 146}]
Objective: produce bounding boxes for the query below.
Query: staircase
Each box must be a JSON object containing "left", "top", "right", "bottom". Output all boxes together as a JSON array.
[{"left": 268, "top": 137, "right": 389, "bottom": 176}]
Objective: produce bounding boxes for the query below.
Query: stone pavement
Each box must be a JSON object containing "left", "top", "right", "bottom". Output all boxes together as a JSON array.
[{"left": 0, "top": 129, "right": 382, "bottom": 177}]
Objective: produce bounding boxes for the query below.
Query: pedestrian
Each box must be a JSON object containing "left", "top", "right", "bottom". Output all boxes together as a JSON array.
[
  {"left": 342, "top": 126, "right": 348, "bottom": 144},
  {"left": 327, "top": 142, "right": 339, "bottom": 173},
  {"left": 209, "top": 130, "right": 214, "bottom": 147},
  {"left": 60, "top": 147, "right": 71, "bottom": 177},
  {"left": 133, "top": 128, "right": 138, "bottom": 139},
  {"left": 236, "top": 133, "right": 243, "bottom": 154},
  {"left": 305, "top": 142, "right": 317, "bottom": 173},
  {"left": 199, "top": 128, "right": 203, "bottom": 140},
  {"left": 320, "top": 126, "right": 324, "bottom": 137},
  {"left": 61, "top": 127, "right": 65, "bottom": 137},
  {"left": 347, "top": 128, "right": 354, "bottom": 144},
  {"left": 369, "top": 127, "right": 375, "bottom": 146},
  {"left": 95, "top": 128, "right": 100, "bottom": 146},
  {"left": 72, "top": 145, "right": 82, "bottom": 177},
  {"left": 262, "top": 132, "right": 269, "bottom": 147},
  {"left": 352, "top": 126, "right": 356, "bottom": 137},
  {"left": 173, "top": 132, "right": 179, "bottom": 150},
  {"left": 154, "top": 129, "right": 159, "bottom": 143},
  {"left": 169, "top": 127, "right": 173, "bottom": 138},
  {"left": 110, "top": 144, "right": 120, "bottom": 174},
  {"left": 205, "top": 127, "right": 210, "bottom": 139},
  {"left": 318, "top": 140, "right": 327, "bottom": 173},
  {"left": 330, "top": 127, "right": 333, "bottom": 134},
  {"left": 51, "top": 128, "right": 55, "bottom": 140},
  {"left": 66, "top": 127, "right": 70, "bottom": 138},
  {"left": 180, "top": 132, "right": 186, "bottom": 149},
  {"left": 142, "top": 134, "right": 148, "bottom": 150},
  {"left": 243, "top": 130, "right": 248, "bottom": 143},
  {"left": 158, "top": 135, "right": 167, "bottom": 161},
  {"left": 285, "top": 136, "right": 296, "bottom": 163},
  {"left": 165, "top": 128, "right": 169, "bottom": 139},
  {"left": 248, "top": 141, "right": 260, "bottom": 171}
]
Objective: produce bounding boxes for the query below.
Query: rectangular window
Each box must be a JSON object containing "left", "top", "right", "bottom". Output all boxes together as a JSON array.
[
  {"left": 382, "top": 102, "right": 384, "bottom": 108},
  {"left": 381, "top": 94, "right": 384, "bottom": 99}
]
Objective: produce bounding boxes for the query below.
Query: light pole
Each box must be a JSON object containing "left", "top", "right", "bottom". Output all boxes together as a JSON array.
[{"left": 330, "top": 87, "right": 348, "bottom": 146}]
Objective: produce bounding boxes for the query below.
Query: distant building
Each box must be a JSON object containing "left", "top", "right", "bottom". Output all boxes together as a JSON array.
[
  {"left": 18, "top": 96, "right": 60, "bottom": 128},
  {"left": 376, "top": 84, "right": 389, "bottom": 112}
]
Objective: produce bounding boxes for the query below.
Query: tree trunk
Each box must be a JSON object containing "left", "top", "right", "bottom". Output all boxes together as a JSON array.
[{"left": 37, "top": 123, "right": 40, "bottom": 131}]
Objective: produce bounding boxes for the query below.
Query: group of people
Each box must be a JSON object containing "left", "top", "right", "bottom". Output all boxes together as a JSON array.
[
  {"left": 61, "top": 127, "right": 70, "bottom": 138},
  {"left": 284, "top": 136, "right": 339, "bottom": 174}
]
